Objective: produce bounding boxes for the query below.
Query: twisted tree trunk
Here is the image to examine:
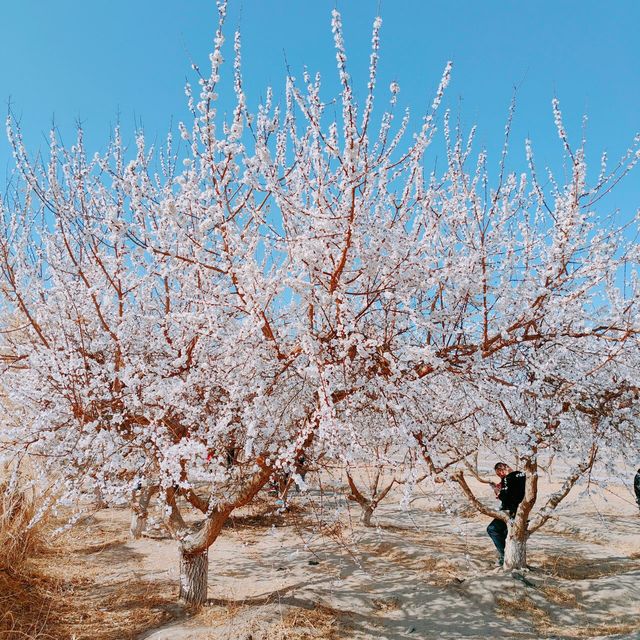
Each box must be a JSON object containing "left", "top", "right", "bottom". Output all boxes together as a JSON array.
[{"left": 166, "top": 463, "right": 275, "bottom": 606}]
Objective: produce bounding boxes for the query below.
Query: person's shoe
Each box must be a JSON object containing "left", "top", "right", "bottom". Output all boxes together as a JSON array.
[{"left": 495, "top": 556, "right": 504, "bottom": 567}]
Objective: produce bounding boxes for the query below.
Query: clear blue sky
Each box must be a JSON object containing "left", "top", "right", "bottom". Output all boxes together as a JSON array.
[{"left": 1, "top": 1, "right": 638, "bottom": 217}]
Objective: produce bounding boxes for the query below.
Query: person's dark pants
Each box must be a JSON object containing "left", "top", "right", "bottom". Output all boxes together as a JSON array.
[{"left": 487, "top": 518, "right": 507, "bottom": 563}]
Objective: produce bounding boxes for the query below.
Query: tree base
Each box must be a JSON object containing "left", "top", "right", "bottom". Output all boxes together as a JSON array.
[
  {"left": 503, "top": 536, "right": 527, "bottom": 570},
  {"left": 179, "top": 547, "right": 208, "bottom": 606}
]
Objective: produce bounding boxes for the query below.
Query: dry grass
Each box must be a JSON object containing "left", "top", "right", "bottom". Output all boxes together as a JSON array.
[
  {"left": 0, "top": 482, "right": 48, "bottom": 572},
  {"left": 497, "top": 581, "right": 639, "bottom": 639},
  {"left": 48, "top": 576, "right": 179, "bottom": 640},
  {"left": 0, "top": 486, "right": 181, "bottom": 640},
  {"left": 539, "top": 553, "right": 640, "bottom": 580},
  {"left": 429, "top": 500, "right": 478, "bottom": 519},
  {"left": 190, "top": 600, "right": 344, "bottom": 640},
  {"left": 276, "top": 605, "right": 342, "bottom": 639},
  {"left": 370, "top": 596, "right": 400, "bottom": 612},
  {"left": 538, "top": 584, "right": 579, "bottom": 607},
  {"left": 419, "top": 555, "right": 466, "bottom": 586},
  {"left": 37, "top": 513, "right": 181, "bottom": 640},
  {"left": 0, "top": 481, "right": 60, "bottom": 639},
  {"left": 363, "top": 541, "right": 465, "bottom": 587},
  {"left": 223, "top": 495, "right": 308, "bottom": 532},
  {"left": 495, "top": 594, "right": 551, "bottom": 629},
  {"left": 196, "top": 599, "right": 247, "bottom": 627},
  {"left": 543, "top": 622, "right": 640, "bottom": 638}
]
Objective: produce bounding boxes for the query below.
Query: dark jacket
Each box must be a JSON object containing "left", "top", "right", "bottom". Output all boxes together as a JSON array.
[
  {"left": 634, "top": 471, "right": 640, "bottom": 505},
  {"left": 498, "top": 471, "right": 526, "bottom": 515}
]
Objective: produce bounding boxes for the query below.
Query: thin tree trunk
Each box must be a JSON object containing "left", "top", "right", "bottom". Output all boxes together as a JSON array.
[
  {"left": 179, "top": 546, "right": 208, "bottom": 606},
  {"left": 361, "top": 503, "right": 374, "bottom": 527},
  {"left": 130, "top": 487, "right": 154, "bottom": 539},
  {"left": 346, "top": 471, "right": 375, "bottom": 527},
  {"left": 345, "top": 469, "right": 394, "bottom": 528},
  {"left": 93, "top": 486, "right": 106, "bottom": 510},
  {"left": 130, "top": 509, "right": 146, "bottom": 540}
]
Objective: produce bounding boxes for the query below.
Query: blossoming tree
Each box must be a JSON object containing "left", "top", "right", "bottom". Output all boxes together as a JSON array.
[
  {"left": 437, "top": 110, "right": 640, "bottom": 569},
  {"left": 1, "top": 1, "right": 638, "bottom": 604}
]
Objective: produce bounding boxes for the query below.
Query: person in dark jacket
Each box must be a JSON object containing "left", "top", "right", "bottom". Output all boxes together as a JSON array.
[
  {"left": 634, "top": 468, "right": 640, "bottom": 512},
  {"left": 486, "top": 462, "right": 526, "bottom": 566}
]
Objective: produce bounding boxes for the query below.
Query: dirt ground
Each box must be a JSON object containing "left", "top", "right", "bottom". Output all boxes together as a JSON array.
[{"left": 31, "top": 473, "right": 640, "bottom": 640}]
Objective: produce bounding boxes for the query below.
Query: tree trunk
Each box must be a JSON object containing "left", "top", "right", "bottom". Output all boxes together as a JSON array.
[
  {"left": 130, "top": 487, "right": 154, "bottom": 539},
  {"left": 130, "top": 510, "right": 146, "bottom": 540},
  {"left": 503, "top": 524, "right": 528, "bottom": 569},
  {"left": 179, "top": 546, "right": 208, "bottom": 606},
  {"left": 168, "top": 464, "right": 272, "bottom": 606},
  {"left": 93, "top": 486, "right": 106, "bottom": 510},
  {"left": 503, "top": 456, "right": 537, "bottom": 570},
  {"left": 361, "top": 503, "right": 374, "bottom": 527}
]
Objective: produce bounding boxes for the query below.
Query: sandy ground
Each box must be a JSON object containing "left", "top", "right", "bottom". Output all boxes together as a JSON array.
[{"left": 42, "top": 473, "right": 640, "bottom": 640}]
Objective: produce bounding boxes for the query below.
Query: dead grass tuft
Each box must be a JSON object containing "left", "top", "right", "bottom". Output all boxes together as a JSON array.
[
  {"left": 193, "top": 601, "right": 344, "bottom": 640},
  {"left": 224, "top": 499, "right": 307, "bottom": 531},
  {"left": 495, "top": 594, "right": 551, "bottom": 629},
  {"left": 539, "top": 554, "right": 640, "bottom": 580},
  {"left": 0, "top": 481, "right": 60, "bottom": 639},
  {"left": 429, "top": 501, "right": 477, "bottom": 518},
  {"left": 0, "top": 481, "right": 47, "bottom": 571},
  {"left": 248, "top": 604, "right": 343, "bottom": 640},
  {"left": 543, "top": 622, "right": 640, "bottom": 638},
  {"left": 538, "top": 585, "right": 579, "bottom": 607},
  {"left": 195, "top": 599, "right": 248, "bottom": 627},
  {"left": 225, "top": 510, "right": 285, "bottom": 530},
  {"left": 277, "top": 605, "right": 342, "bottom": 639},
  {"left": 371, "top": 596, "right": 400, "bottom": 612}
]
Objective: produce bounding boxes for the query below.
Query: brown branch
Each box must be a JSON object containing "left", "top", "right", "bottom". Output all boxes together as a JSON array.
[
  {"left": 528, "top": 445, "right": 597, "bottom": 534},
  {"left": 181, "top": 488, "right": 209, "bottom": 514},
  {"left": 329, "top": 186, "right": 356, "bottom": 294},
  {"left": 345, "top": 470, "right": 369, "bottom": 507},
  {"left": 373, "top": 478, "right": 396, "bottom": 506},
  {"left": 451, "top": 470, "right": 507, "bottom": 521},
  {"left": 462, "top": 458, "right": 493, "bottom": 485}
]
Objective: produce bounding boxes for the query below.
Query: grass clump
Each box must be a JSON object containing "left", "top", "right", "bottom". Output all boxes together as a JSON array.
[{"left": 0, "top": 480, "right": 57, "bottom": 639}]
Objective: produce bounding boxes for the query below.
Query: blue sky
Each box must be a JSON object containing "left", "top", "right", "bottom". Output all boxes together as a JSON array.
[{"left": 1, "top": 1, "right": 638, "bottom": 218}]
